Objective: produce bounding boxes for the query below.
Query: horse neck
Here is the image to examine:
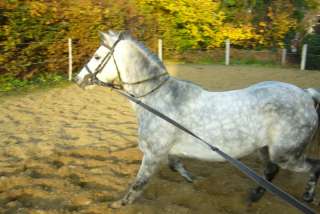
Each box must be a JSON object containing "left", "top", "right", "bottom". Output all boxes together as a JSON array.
[{"left": 118, "top": 41, "right": 168, "bottom": 98}]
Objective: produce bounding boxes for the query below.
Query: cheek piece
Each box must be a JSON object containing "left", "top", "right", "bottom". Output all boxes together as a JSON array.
[{"left": 80, "top": 33, "right": 124, "bottom": 89}]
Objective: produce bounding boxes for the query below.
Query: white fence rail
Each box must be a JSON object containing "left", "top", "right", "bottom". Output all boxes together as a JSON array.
[
  {"left": 281, "top": 49, "right": 287, "bottom": 66},
  {"left": 68, "top": 38, "right": 73, "bottom": 81},
  {"left": 158, "top": 39, "right": 163, "bottom": 62},
  {"left": 300, "top": 44, "right": 308, "bottom": 71},
  {"left": 225, "top": 39, "right": 230, "bottom": 66}
]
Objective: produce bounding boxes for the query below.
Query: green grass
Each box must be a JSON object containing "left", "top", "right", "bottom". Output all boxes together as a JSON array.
[
  {"left": 0, "top": 73, "right": 71, "bottom": 97},
  {"left": 165, "top": 53, "right": 282, "bottom": 67},
  {"left": 165, "top": 58, "right": 224, "bottom": 65},
  {"left": 230, "top": 58, "right": 280, "bottom": 67},
  {"left": 166, "top": 57, "right": 281, "bottom": 67},
  {"left": 193, "top": 57, "right": 224, "bottom": 65}
]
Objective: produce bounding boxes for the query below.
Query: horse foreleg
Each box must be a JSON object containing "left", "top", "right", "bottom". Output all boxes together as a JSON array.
[
  {"left": 249, "top": 146, "right": 279, "bottom": 202},
  {"left": 168, "top": 155, "right": 193, "bottom": 183},
  {"left": 109, "top": 154, "right": 160, "bottom": 208},
  {"left": 249, "top": 161, "right": 279, "bottom": 202}
]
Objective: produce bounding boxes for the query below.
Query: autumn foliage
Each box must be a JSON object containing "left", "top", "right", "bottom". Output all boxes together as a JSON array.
[{"left": 0, "top": 0, "right": 318, "bottom": 83}]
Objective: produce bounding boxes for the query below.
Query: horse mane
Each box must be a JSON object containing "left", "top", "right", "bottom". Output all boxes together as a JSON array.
[{"left": 122, "top": 33, "right": 166, "bottom": 71}]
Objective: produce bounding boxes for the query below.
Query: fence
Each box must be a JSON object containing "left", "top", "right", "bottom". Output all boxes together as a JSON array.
[
  {"left": 0, "top": 37, "right": 317, "bottom": 85},
  {"left": 158, "top": 39, "right": 316, "bottom": 71}
]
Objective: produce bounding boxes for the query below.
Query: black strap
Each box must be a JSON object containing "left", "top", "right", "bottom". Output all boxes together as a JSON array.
[
  {"left": 134, "top": 76, "right": 170, "bottom": 98},
  {"left": 97, "top": 82, "right": 315, "bottom": 214},
  {"left": 94, "top": 32, "right": 124, "bottom": 77},
  {"left": 121, "top": 72, "right": 169, "bottom": 85}
]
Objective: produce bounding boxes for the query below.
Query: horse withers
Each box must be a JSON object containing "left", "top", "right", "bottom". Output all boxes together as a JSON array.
[{"left": 75, "top": 31, "right": 320, "bottom": 208}]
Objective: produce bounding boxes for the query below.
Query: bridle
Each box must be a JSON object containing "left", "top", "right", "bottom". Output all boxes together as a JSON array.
[{"left": 82, "top": 32, "right": 169, "bottom": 98}]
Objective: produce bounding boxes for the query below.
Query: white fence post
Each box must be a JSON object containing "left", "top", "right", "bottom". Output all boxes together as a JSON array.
[
  {"left": 300, "top": 44, "right": 308, "bottom": 71},
  {"left": 158, "top": 39, "right": 163, "bottom": 61},
  {"left": 281, "top": 48, "right": 287, "bottom": 66},
  {"left": 68, "top": 38, "right": 73, "bottom": 81},
  {"left": 225, "top": 39, "right": 230, "bottom": 65}
]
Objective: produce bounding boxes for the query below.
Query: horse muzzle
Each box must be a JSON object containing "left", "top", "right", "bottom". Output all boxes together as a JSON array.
[{"left": 74, "top": 74, "right": 94, "bottom": 89}]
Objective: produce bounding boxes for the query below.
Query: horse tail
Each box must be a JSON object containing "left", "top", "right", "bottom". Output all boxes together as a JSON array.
[
  {"left": 306, "top": 88, "right": 320, "bottom": 105},
  {"left": 305, "top": 88, "right": 320, "bottom": 158},
  {"left": 306, "top": 88, "right": 320, "bottom": 122}
]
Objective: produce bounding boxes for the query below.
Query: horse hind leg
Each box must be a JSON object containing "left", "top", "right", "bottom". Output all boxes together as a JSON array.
[
  {"left": 269, "top": 145, "right": 320, "bottom": 203},
  {"left": 274, "top": 155, "right": 320, "bottom": 203},
  {"left": 249, "top": 146, "right": 280, "bottom": 202},
  {"left": 168, "top": 155, "right": 194, "bottom": 183},
  {"left": 303, "top": 158, "right": 320, "bottom": 202},
  {"left": 303, "top": 108, "right": 320, "bottom": 202}
]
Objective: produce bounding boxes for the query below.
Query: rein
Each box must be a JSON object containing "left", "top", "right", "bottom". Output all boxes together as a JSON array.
[{"left": 81, "top": 33, "right": 315, "bottom": 213}]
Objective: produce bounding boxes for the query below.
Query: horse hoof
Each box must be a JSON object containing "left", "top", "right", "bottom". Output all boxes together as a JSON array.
[
  {"left": 185, "top": 176, "right": 193, "bottom": 183},
  {"left": 303, "top": 192, "right": 314, "bottom": 203},
  {"left": 109, "top": 200, "right": 125, "bottom": 209},
  {"left": 248, "top": 187, "right": 266, "bottom": 203},
  {"left": 182, "top": 172, "right": 194, "bottom": 183}
]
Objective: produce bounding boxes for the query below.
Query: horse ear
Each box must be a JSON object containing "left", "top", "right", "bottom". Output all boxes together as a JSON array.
[
  {"left": 108, "top": 30, "right": 124, "bottom": 41},
  {"left": 108, "top": 30, "right": 117, "bottom": 36},
  {"left": 99, "top": 31, "right": 108, "bottom": 42},
  {"left": 99, "top": 31, "right": 114, "bottom": 46}
]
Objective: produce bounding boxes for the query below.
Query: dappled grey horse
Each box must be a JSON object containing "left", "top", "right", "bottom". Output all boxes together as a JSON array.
[{"left": 75, "top": 31, "right": 320, "bottom": 208}]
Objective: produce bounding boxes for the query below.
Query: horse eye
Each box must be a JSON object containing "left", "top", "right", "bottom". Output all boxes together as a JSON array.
[{"left": 94, "top": 55, "right": 101, "bottom": 60}]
